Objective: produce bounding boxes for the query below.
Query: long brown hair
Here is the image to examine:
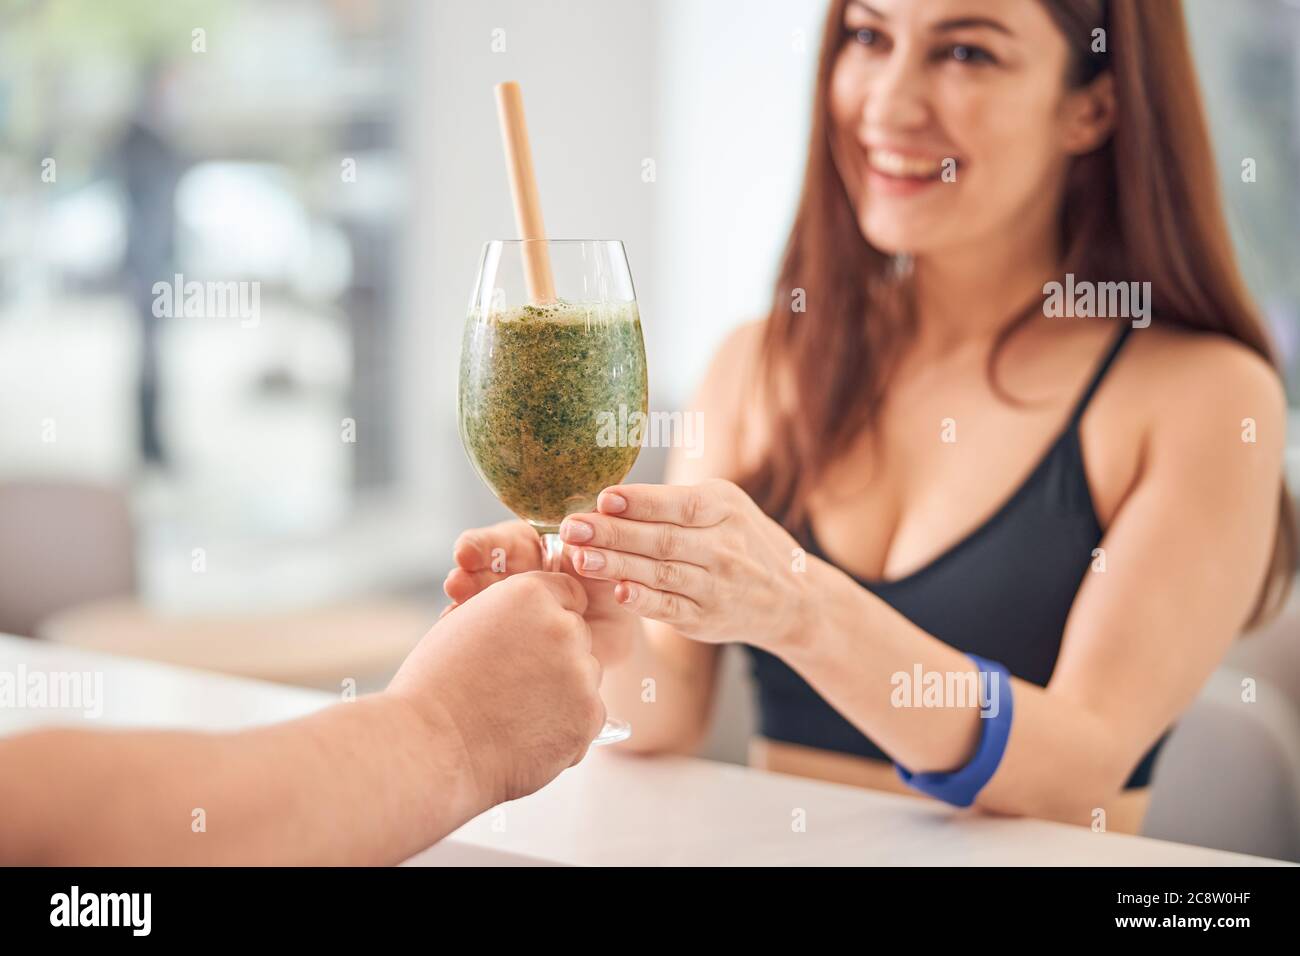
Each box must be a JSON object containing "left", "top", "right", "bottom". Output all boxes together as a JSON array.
[{"left": 740, "top": 0, "right": 1297, "bottom": 628}]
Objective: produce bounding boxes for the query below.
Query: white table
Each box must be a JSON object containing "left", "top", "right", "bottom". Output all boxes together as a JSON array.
[{"left": 0, "top": 635, "right": 1286, "bottom": 866}]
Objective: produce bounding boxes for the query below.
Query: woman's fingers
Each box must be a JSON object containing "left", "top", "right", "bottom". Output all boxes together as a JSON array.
[
  {"left": 613, "top": 580, "right": 701, "bottom": 629},
  {"left": 596, "top": 481, "right": 733, "bottom": 527},
  {"left": 560, "top": 514, "right": 711, "bottom": 565},
  {"left": 571, "top": 545, "right": 711, "bottom": 598},
  {"left": 453, "top": 520, "right": 542, "bottom": 573}
]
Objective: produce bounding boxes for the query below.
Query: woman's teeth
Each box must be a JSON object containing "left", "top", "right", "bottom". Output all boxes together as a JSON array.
[{"left": 867, "top": 149, "right": 949, "bottom": 179}]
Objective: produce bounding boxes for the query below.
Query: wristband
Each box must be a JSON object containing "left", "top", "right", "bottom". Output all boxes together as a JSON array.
[{"left": 894, "top": 654, "right": 1013, "bottom": 808}]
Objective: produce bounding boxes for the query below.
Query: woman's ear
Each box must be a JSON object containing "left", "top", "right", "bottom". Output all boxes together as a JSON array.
[{"left": 1062, "top": 71, "right": 1116, "bottom": 155}]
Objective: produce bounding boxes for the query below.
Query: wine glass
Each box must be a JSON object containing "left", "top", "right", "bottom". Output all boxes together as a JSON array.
[{"left": 458, "top": 239, "right": 646, "bottom": 745}]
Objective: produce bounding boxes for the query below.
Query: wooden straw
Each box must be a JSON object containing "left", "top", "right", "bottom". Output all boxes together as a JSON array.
[{"left": 494, "top": 81, "right": 556, "bottom": 304}]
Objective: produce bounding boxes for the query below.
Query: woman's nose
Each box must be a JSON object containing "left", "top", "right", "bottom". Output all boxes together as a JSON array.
[{"left": 862, "top": 49, "right": 931, "bottom": 132}]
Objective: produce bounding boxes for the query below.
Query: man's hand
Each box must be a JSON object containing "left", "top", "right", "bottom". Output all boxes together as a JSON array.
[
  {"left": 444, "top": 520, "right": 641, "bottom": 667},
  {"left": 387, "top": 571, "right": 606, "bottom": 809}
]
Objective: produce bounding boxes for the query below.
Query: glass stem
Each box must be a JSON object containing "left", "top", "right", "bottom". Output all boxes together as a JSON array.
[{"left": 540, "top": 531, "right": 565, "bottom": 573}]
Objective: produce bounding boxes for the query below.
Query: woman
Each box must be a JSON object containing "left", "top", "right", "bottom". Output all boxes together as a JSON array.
[{"left": 446, "top": 0, "right": 1295, "bottom": 834}]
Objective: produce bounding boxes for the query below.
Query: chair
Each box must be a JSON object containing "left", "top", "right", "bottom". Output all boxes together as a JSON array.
[
  {"left": 0, "top": 481, "right": 136, "bottom": 637},
  {"left": 0, "top": 479, "right": 430, "bottom": 692},
  {"left": 1142, "top": 665, "right": 1300, "bottom": 862}
]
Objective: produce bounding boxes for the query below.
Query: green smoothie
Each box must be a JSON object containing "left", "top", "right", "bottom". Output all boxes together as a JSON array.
[{"left": 458, "top": 299, "right": 648, "bottom": 532}]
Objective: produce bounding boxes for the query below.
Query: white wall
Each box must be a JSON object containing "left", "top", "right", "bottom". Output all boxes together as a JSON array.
[
  {"left": 650, "top": 0, "right": 825, "bottom": 403},
  {"left": 402, "top": 0, "right": 828, "bottom": 522},
  {"left": 401, "top": 0, "right": 829, "bottom": 761},
  {"left": 402, "top": 0, "right": 657, "bottom": 529}
]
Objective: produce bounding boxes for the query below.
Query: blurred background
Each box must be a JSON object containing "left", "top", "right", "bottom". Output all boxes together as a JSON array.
[{"left": 1, "top": 0, "right": 1299, "bottom": 858}]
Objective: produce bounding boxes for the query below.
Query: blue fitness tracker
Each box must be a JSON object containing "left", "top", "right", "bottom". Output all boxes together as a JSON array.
[{"left": 895, "top": 654, "right": 1014, "bottom": 808}]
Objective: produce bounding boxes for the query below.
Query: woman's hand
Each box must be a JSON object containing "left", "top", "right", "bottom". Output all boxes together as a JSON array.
[
  {"left": 443, "top": 519, "right": 640, "bottom": 667},
  {"left": 558, "top": 479, "right": 810, "bottom": 650}
]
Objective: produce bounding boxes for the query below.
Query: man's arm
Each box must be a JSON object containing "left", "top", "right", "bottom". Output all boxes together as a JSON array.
[
  {"left": 0, "top": 571, "right": 604, "bottom": 865},
  {"left": 0, "top": 694, "right": 476, "bottom": 866}
]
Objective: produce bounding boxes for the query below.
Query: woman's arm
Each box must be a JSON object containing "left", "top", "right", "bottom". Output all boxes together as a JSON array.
[
  {"left": 596, "top": 322, "right": 775, "bottom": 754},
  {"left": 566, "top": 336, "right": 1288, "bottom": 823},
  {"left": 779, "top": 338, "right": 1286, "bottom": 822},
  {"left": 0, "top": 572, "right": 605, "bottom": 865}
]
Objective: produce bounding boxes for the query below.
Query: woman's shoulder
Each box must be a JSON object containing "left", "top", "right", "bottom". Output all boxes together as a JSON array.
[
  {"left": 1097, "top": 323, "right": 1289, "bottom": 490},
  {"left": 1077, "top": 320, "right": 1286, "bottom": 531},
  {"left": 668, "top": 318, "right": 771, "bottom": 484},
  {"left": 690, "top": 317, "right": 772, "bottom": 412},
  {"left": 1117, "top": 322, "right": 1286, "bottom": 420},
  {"left": 703, "top": 317, "right": 768, "bottom": 386}
]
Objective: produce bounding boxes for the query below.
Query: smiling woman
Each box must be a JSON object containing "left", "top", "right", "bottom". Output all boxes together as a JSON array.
[
  {"left": 747, "top": 0, "right": 1294, "bottom": 615},
  {"left": 445, "top": 0, "right": 1296, "bottom": 837},
  {"left": 830, "top": 0, "right": 1106, "bottom": 252}
]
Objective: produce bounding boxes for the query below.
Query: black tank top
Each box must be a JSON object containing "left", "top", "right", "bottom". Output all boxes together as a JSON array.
[{"left": 747, "top": 324, "right": 1171, "bottom": 789}]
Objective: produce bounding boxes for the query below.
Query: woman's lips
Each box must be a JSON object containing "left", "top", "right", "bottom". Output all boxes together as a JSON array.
[{"left": 863, "top": 146, "right": 960, "bottom": 198}]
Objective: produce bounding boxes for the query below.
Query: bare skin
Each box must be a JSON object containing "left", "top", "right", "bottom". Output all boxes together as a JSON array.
[
  {"left": 445, "top": 0, "right": 1287, "bottom": 834},
  {"left": 0, "top": 572, "right": 605, "bottom": 865}
]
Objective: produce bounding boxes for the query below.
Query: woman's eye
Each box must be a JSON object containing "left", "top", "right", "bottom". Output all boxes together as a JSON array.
[
  {"left": 942, "top": 43, "right": 996, "bottom": 65},
  {"left": 848, "top": 27, "right": 880, "bottom": 47}
]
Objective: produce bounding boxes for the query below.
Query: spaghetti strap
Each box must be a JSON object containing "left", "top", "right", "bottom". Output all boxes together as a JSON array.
[{"left": 1067, "top": 323, "right": 1133, "bottom": 427}]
